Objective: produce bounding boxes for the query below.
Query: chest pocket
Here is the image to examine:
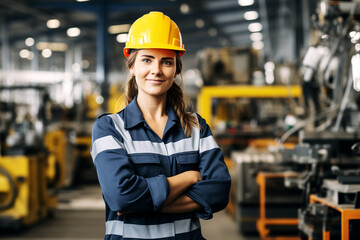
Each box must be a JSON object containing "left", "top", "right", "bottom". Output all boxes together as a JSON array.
[
  {"left": 175, "top": 153, "right": 199, "bottom": 173},
  {"left": 130, "top": 155, "right": 162, "bottom": 177}
]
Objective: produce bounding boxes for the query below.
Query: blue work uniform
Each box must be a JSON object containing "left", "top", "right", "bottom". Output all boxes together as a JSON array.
[{"left": 91, "top": 97, "right": 231, "bottom": 240}]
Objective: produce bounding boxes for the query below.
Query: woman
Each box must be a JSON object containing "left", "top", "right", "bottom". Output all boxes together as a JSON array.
[{"left": 91, "top": 11, "right": 231, "bottom": 240}]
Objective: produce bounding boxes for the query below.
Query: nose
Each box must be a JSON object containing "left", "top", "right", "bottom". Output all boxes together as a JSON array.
[{"left": 151, "top": 61, "right": 162, "bottom": 76}]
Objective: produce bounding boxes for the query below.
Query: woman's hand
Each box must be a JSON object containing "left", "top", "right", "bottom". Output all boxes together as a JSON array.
[
  {"left": 163, "top": 170, "right": 201, "bottom": 206},
  {"left": 181, "top": 170, "right": 201, "bottom": 184}
]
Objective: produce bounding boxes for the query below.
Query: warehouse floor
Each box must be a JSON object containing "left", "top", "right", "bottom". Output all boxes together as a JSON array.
[{"left": 0, "top": 185, "right": 259, "bottom": 240}]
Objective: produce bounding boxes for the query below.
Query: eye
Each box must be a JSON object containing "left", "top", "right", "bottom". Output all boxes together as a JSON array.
[
  {"left": 162, "top": 60, "right": 174, "bottom": 66},
  {"left": 142, "top": 58, "right": 151, "bottom": 63}
]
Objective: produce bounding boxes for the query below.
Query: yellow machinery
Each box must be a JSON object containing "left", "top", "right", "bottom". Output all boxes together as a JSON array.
[
  {"left": 44, "top": 129, "right": 68, "bottom": 188},
  {"left": 0, "top": 130, "right": 69, "bottom": 230},
  {"left": 0, "top": 86, "right": 69, "bottom": 230},
  {"left": 0, "top": 83, "right": 127, "bottom": 230},
  {"left": 0, "top": 155, "right": 57, "bottom": 230},
  {"left": 197, "top": 85, "right": 302, "bottom": 129}
]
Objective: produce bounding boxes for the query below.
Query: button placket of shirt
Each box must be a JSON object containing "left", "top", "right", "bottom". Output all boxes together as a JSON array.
[
  {"left": 143, "top": 121, "right": 165, "bottom": 142},
  {"left": 144, "top": 121, "right": 174, "bottom": 176},
  {"left": 161, "top": 140, "right": 173, "bottom": 176}
]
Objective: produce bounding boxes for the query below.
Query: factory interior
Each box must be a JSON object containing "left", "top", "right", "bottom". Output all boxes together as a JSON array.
[{"left": 1, "top": 0, "right": 360, "bottom": 239}]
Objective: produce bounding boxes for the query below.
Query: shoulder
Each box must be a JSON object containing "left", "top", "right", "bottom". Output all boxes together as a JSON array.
[
  {"left": 93, "top": 112, "right": 123, "bottom": 130},
  {"left": 193, "top": 113, "right": 214, "bottom": 137},
  {"left": 97, "top": 113, "right": 111, "bottom": 119},
  {"left": 92, "top": 112, "right": 125, "bottom": 140},
  {"left": 194, "top": 113, "right": 208, "bottom": 128},
  {"left": 92, "top": 113, "right": 112, "bottom": 134},
  {"left": 94, "top": 113, "right": 113, "bottom": 125}
]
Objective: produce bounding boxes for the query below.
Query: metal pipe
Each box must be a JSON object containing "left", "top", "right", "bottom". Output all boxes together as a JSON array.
[{"left": 333, "top": 61, "right": 354, "bottom": 132}]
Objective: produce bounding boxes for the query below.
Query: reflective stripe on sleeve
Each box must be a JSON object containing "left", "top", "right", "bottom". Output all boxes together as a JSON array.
[
  {"left": 91, "top": 135, "right": 125, "bottom": 161},
  {"left": 199, "top": 135, "right": 219, "bottom": 154}
]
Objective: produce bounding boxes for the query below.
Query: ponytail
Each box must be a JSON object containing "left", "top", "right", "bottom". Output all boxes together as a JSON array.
[{"left": 167, "top": 80, "right": 201, "bottom": 136}]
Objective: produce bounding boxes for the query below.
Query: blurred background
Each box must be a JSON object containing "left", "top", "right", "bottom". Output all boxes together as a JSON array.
[{"left": 1, "top": 0, "right": 360, "bottom": 239}]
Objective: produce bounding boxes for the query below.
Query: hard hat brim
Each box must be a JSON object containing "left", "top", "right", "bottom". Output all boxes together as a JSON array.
[{"left": 123, "top": 46, "right": 185, "bottom": 58}]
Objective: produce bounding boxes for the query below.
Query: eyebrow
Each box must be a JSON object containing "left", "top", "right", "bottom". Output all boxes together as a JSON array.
[{"left": 140, "top": 55, "right": 174, "bottom": 60}]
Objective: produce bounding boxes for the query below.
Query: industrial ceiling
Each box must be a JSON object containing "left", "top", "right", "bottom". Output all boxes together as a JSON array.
[{"left": 0, "top": 0, "right": 318, "bottom": 74}]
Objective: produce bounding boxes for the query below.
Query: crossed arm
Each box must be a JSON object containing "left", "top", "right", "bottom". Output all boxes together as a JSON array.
[
  {"left": 118, "top": 170, "right": 201, "bottom": 216},
  {"left": 162, "top": 171, "right": 202, "bottom": 213}
]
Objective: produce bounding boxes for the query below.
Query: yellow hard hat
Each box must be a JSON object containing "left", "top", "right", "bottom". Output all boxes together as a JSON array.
[{"left": 123, "top": 11, "right": 185, "bottom": 58}]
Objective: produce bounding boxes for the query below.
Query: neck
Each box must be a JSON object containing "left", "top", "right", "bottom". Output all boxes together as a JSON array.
[{"left": 137, "top": 93, "right": 167, "bottom": 120}]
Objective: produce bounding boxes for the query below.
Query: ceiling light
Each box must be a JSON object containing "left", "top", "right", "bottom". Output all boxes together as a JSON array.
[
  {"left": 108, "top": 24, "right": 131, "bottom": 34},
  {"left": 248, "top": 22, "right": 262, "bottom": 32},
  {"left": 252, "top": 41, "right": 264, "bottom": 50},
  {"left": 82, "top": 60, "right": 90, "bottom": 69},
  {"left": 46, "top": 19, "right": 60, "bottom": 29},
  {"left": 208, "top": 28, "right": 218, "bottom": 37},
  {"left": 195, "top": 19, "right": 205, "bottom": 28},
  {"left": 76, "top": 0, "right": 90, "bottom": 2},
  {"left": 19, "top": 49, "right": 30, "bottom": 59},
  {"left": 264, "top": 61, "right": 275, "bottom": 71},
  {"left": 27, "top": 52, "right": 34, "bottom": 60},
  {"left": 67, "top": 27, "right": 81, "bottom": 37},
  {"left": 36, "top": 42, "right": 68, "bottom": 51},
  {"left": 244, "top": 11, "right": 259, "bottom": 20},
  {"left": 250, "top": 32, "right": 263, "bottom": 41},
  {"left": 42, "top": 49, "right": 52, "bottom": 58},
  {"left": 116, "top": 33, "right": 128, "bottom": 43},
  {"left": 219, "top": 38, "right": 228, "bottom": 46},
  {"left": 180, "top": 3, "right": 190, "bottom": 14},
  {"left": 19, "top": 49, "right": 34, "bottom": 60},
  {"left": 350, "top": 31, "right": 356, "bottom": 38},
  {"left": 72, "top": 63, "right": 81, "bottom": 72},
  {"left": 25, "top": 37, "right": 35, "bottom": 47},
  {"left": 96, "top": 96, "right": 104, "bottom": 104},
  {"left": 238, "top": 0, "right": 254, "bottom": 7},
  {"left": 356, "top": 43, "right": 360, "bottom": 52}
]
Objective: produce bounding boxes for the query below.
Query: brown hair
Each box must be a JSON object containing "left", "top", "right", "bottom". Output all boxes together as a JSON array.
[{"left": 124, "top": 50, "right": 201, "bottom": 136}]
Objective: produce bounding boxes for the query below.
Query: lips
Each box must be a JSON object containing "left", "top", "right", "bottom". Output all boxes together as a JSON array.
[{"left": 146, "top": 79, "right": 164, "bottom": 83}]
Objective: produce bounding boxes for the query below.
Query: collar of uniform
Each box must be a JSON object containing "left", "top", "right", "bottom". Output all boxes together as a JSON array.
[
  {"left": 124, "top": 97, "right": 179, "bottom": 130},
  {"left": 166, "top": 104, "right": 178, "bottom": 124},
  {"left": 124, "top": 96, "right": 145, "bottom": 129},
  {"left": 163, "top": 105, "right": 179, "bottom": 137}
]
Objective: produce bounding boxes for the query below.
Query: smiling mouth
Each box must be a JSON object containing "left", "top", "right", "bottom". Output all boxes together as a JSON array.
[{"left": 146, "top": 79, "right": 164, "bottom": 83}]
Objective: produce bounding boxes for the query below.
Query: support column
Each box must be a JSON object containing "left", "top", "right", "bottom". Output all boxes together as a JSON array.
[
  {"left": 96, "top": 0, "right": 109, "bottom": 112},
  {"left": 1, "top": 19, "right": 9, "bottom": 72},
  {"left": 258, "top": 0, "right": 272, "bottom": 62}
]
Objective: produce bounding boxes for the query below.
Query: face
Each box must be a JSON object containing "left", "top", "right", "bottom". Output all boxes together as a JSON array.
[{"left": 131, "top": 49, "right": 177, "bottom": 98}]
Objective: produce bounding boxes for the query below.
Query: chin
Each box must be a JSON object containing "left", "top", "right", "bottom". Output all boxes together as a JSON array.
[{"left": 146, "top": 91, "right": 168, "bottom": 97}]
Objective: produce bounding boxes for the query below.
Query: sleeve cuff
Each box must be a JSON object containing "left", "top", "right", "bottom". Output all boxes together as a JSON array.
[
  {"left": 185, "top": 189, "right": 213, "bottom": 220},
  {"left": 145, "top": 175, "right": 169, "bottom": 211}
]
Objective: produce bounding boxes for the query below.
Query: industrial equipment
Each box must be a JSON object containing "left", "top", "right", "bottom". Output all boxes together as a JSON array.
[
  {"left": 0, "top": 86, "right": 68, "bottom": 230},
  {"left": 196, "top": 1, "right": 360, "bottom": 239},
  {"left": 197, "top": 85, "right": 303, "bottom": 237},
  {"left": 284, "top": 1, "right": 360, "bottom": 239}
]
